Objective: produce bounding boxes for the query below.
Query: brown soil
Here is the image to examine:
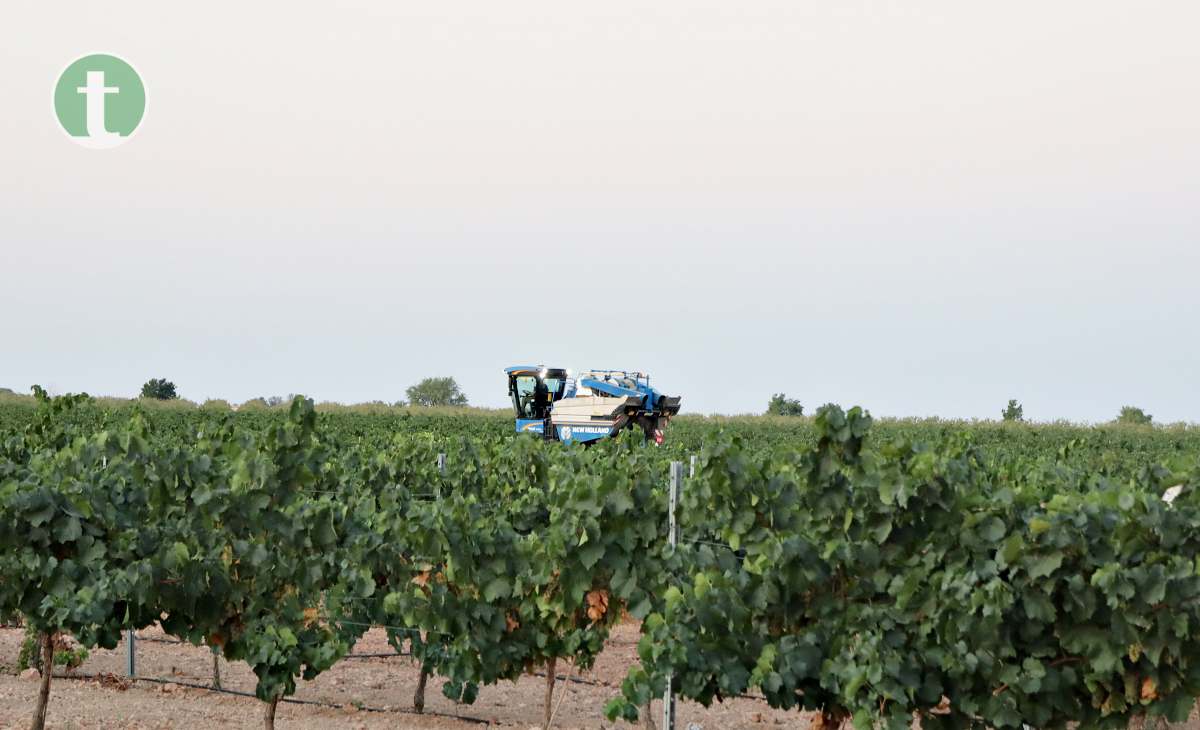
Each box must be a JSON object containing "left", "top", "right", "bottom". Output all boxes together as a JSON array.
[{"left": 0, "top": 623, "right": 809, "bottom": 729}]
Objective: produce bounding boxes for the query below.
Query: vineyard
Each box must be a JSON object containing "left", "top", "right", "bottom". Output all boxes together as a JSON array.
[{"left": 2, "top": 391, "right": 1200, "bottom": 729}]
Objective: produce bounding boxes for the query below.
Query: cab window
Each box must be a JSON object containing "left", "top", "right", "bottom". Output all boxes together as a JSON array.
[
  {"left": 512, "top": 373, "right": 564, "bottom": 419},
  {"left": 514, "top": 376, "right": 554, "bottom": 419}
]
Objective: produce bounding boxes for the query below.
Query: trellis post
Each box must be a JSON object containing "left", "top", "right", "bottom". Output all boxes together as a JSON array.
[
  {"left": 663, "top": 461, "right": 683, "bottom": 730},
  {"left": 436, "top": 453, "right": 446, "bottom": 497},
  {"left": 126, "top": 629, "right": 135, "bottom": 677}
]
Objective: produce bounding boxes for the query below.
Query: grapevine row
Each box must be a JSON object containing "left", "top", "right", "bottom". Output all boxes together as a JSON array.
[{"left": 1, "top": 392, "right": 1198, "bottom": 730}]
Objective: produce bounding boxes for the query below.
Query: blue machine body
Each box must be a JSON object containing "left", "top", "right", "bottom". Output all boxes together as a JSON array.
[
  {"left": 515, "top": 418, "right": 545, "bottom": 435},
  {"left": 577, "top": 375, "right": 670, "bottom": 411},
  {"left": 552, "top": 423, "right": 611, "bottom": 444}
]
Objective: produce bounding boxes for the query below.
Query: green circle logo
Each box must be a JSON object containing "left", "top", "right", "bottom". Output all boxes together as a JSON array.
[{"left": 54, "top": 54, "right": 146, "bottom": 148}]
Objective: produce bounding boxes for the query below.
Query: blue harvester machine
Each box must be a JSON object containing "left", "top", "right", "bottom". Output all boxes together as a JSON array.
[{"left": 504, "top": 366, "right": 682, "bottom": 444}]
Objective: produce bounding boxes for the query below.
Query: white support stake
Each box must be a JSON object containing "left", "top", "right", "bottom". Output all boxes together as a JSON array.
[
  {"left": 436, "top": 453, "right": 446, "bottom": 497},
  {"left": 689, "top": 454, "right": 697, "bottom": 479},
  {"left": 664, "top": 461, "right": 683, "bottom": 730},
  {"left": 126, "top": 629, "right": 135, "bottom": 677}
]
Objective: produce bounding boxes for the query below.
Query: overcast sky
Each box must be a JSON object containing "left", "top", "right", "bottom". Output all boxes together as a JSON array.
[{"left": 2, "top": 2, "right": 1197, "bottom": 422}]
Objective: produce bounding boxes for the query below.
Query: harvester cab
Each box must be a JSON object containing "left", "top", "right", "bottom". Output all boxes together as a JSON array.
[{"left": 505, "top": 365, "right": 681, "bottom": 445}]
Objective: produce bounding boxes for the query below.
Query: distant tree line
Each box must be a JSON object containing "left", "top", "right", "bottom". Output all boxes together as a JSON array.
[
  {"left": 135, "top": 376, "right": 471, "bottom": 409},
  {"left": 1003, "top": 399, "right": 1153, "bottom": 426},
  {"left": 45, "top": 379, "right": 1173, "bottom": 426},
  {"left": 762, "top": 393, "right": 1160, "bottom": 426}
]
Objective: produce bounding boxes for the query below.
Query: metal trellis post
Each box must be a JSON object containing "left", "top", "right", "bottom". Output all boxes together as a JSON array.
[
  {"left": 126, "top": 629, "right": 135, "bottom": 677},
  {"left": 664, "top": 461, "right": 683, "bottom": 730}
]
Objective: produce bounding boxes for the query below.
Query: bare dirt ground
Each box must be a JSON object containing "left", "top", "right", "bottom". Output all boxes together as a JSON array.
[{"left": 0, "top": 623, "right": 808, "bottom": 729}]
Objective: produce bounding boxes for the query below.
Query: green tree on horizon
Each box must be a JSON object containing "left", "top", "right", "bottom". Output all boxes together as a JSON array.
[
  {"left": 1002, "top": 399, "right": 1024, "bottom": 422},
  {"left": 766, "top": 393, "right": 804, "bottom": 417},
  {"left": 140, "top": 378, "right": 178, "bottom": 400},
  {"left": 1116, "top": 405, "right": 1152, "bottom": 425},
  {"left": 406, "top": 377, "right": 468, "bottom": 407}
]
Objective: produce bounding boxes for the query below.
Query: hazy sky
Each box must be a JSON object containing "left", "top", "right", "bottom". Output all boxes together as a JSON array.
[{"left": 2, "top": 2, "right": 1197, "bottom": 422}]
